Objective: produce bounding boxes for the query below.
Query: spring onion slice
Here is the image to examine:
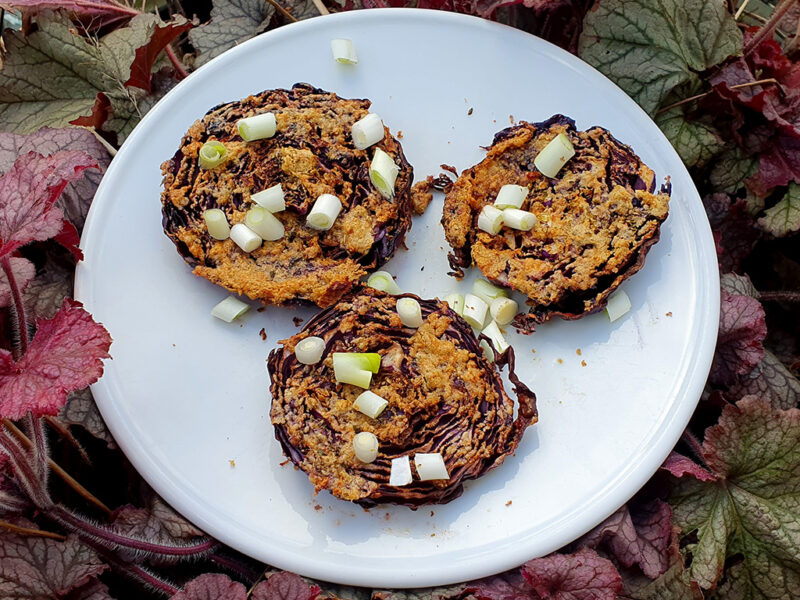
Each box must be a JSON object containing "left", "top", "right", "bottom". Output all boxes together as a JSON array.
[
  {"left": 605, "top": 289, "right": 631, "bottom": 322},
  {"left": 494, "top": 184, "right": 528, "bottom": 209},
  {"left": 369, "top": 148, "right": 400, "bottom": 198},
  {"left": 490, "top": 297, "right": 518, "bottom": 326},
  {"left": 333, "top": 352, "right": 381, "bottom": 375},
  {"left": 367, "top": 271, "right": 401, "bottom": 294},
  {"left": 237, "top": 113, "right": 277, "bottom": 142},
  {"left": 480, "top": 339, "right": 495, "bottom": 362},
  {"left": 331, "top": 38, "right": 358, "bottom": 64},
  {"left": 307, "top": 193, "right": 342, "bottom": 230},
  {"left": 230, "top": 223, "right": 262, "bottom": 252},
  {"left": 389, "top": 455, "right": 412, "bottom": 486},
  {"left": 414, "top": 453, "right": 449, "bottom": 481},
  {"left": 198, "top": 141, "right": 227, "bottom": 169},
  {"left": 211, "top": 296, "right": 249, "bottom": 322},
  {"left": 353, "top": 432, "right": 379, "bottom": 463},
  {"left": 472, "top": 278, "right": 508, "bottom": 304},
  {"left": 245, "top": 206, "right": 284, "bottom": 241},
  {"left": 295, "top": 336, "right": 325, "bottom": 365},
  {"left": 397, "top": 297, "right": 423, "bottom": 328},
  {"left": 251, "top": 184, "right": 285, "bottom": 212},
  {"left": 354, "top": 390, "right": 388, "bottom": 419},
  {"left": 477, "top": 205, "right": 504, "bottom": 235},
  {"left": 503, "top": 208, "right": 536, "bottom": 231},
  {"left": 463, "top": 293, "right": 489, "bottom": 329},
  {"left": 203, "top": 209, "right": 230, "bottom": 240},
  {"left": 534, "top": 133, "right": 575, "bottom": 178},
  {"left": 352, "top": 113, "right": 385, "bottom": 150},
  {"left": 482, "top": 320, "right": 510, "bottom": 354},
  {"left": 442, "top": 293, "right": 464, "bottom": 316}
]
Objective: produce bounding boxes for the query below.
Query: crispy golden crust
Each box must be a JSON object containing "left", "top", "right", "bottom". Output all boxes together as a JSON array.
[
  {"left": 267, "top": 287, "right": 536, "bottom": 507},
  {"left": 161, "top": 84, "right": 414, "bottom": 308},
  {"left": 441, "top": 115, "right": 670, "bottom": 329}
]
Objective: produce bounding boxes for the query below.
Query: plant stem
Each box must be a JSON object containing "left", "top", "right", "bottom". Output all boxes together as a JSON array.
[
  {"left": 735, "top": 0, "right": 752, "bottom": 19},
  {"left": 311, "top": 0, "right": 330, "bottom": 15},
  {"left": 759, "top": 290, "right": 800, "bottom": 302},
  {"left": 164, "top": 45, "right": 188, "bottom": 79},
  {"left": 657, "top": 78, "right": 779, "bottom": 113},
  {"left": 0, "top": 425, "right": 49, "bottom": 508},
  {"left": 266, "top": 0, "right": 297, "bottom": 22},
  {"left": 210, "top": 552, "right": 261, "bottom": 582},
  {"left": 3, "top": 419, "right": 111, "bottom": 515},
  {"left": 0, "top": 519, "right": 66, "bottom": 540},
  {"left": 681, "top": 430, "right": 707, "bottom": 465},
  {"left": 45, "top": 415, "right": 91, "bottom": 463},
  {"left": 27, "top": 414, "right": 48, "bottom": 486},
  {"left": 98, "top": 548, "right": 180, "bottom": 597},
  {"left": 1, "top": 255, "right": 29, "bottom": 359},
  {"left": 743, "top": 0, "right": 797, "bottom": 56}
]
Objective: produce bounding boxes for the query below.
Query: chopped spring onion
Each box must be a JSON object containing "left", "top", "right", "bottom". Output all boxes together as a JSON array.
[
  {"left": 295, "top": 336, "right": 325, "bottom": 365},
  {"left": 352, "top": 113, "right": 385, "bottom": 150},
  {"left": 230, "top": 223, "right": 262, "bottom": 252},
  {"left": 472, "top": 278, "right": 508, "bottom": 305},
  {"left": 333, "top": 352, "right": 381, "bottom": 387},
  {"left": 463, "top": 293, "right": 489, "bottom": 329},
  {"left": 251, "top": 184, "right": 285, "bottom": 212},
  {"left": 203, "top": 209, "right": 230, "bottom": 240},
  {"left": 482, "top": 320, "right": 510, "bottom": 354},
  {"left": 502, "top": 208, "right": 536, "bottom": 231},
  {"left": 354, "top": 390, "right": 388, "bottom": 419},
  {"left": 198, "top": 141, "right": 227, "bottom": 169},
  {"left": 389, "top": 455, "right": 412, "bottom": 486},
  {"left": 605, "top": 289, "right": 631, "bottom": 322},
  {"left": 306, "top": 193, "right": 342, "bottom": 230},
  {"left": 331, "top": 38, "right": 358, "bottom": 64},
  {"left": 370, "top": 148, "right": 400, "bottom": 198},
  {"left": 534, "top": 133, "right": 575, "bottom": 178},
  {"left": 494, "top": 184, "right": 528, "bottom": 209},
  {"left": 490, "top": 297, "right": 518, "bottom": 326},
  {"left": 414, "top": 453, "right": 449, "bottom": 481},
  {"left": 480, "top": 339, "right": 495, "bottom": 362},
  {"left": 367, "top": 271, "right": 401, "bottom": 294},
  {"left": 211, "top": 296, "right": 249, "bottom": 322},
  {"left": 237, "top": 113, "right": 277, "bottom": 142},
  {"left": 397, "top": 297, "right": 423, "bottom": 328},
  {"left": 348, "top": 352, "right": 382, "bottom": 373},
  {"left": 477, "top": 205, "right": 504, "bottom": 235},
  {"left": 353, "top": 432, "right": 379, "bottom": 463},
  {"left": 442, "top": 293, "right": 464, "bottom": 316},
  {"left": 245, "top": 206, "right": 284, "bottom": 241}
]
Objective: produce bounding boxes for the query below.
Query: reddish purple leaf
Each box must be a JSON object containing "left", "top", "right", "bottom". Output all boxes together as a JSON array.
[
  {"left": 126, "top": 17, "right": 193, "bottom": 92},
  {"left": 521, "top": 547, "right": 621, "bottom": 600},
  {"left": 251, "top": 572, "right": 321, "bottom": 600},
  {"left": 0, "top": 298, "right": 112, "bottom": 419},
  {"left": 702, "top": 193, "right": 761, "bottom": 273},
  {"left": 0, "top": 256, "right": 35, "bottom": 309},
  {"left": 578, "top": 500, "right": 674, "bottom": 579},
  {"left": 0, "top": 151, "right": 97, "bottom": 259},
  {"left": 170, "top": 573, "right": 247, "bottom": 600},
  {"left": 54, "top": 219, "right": 84, "bottom": 261},
  {"left": 71, "top": 579, "right": 116, "bottom": 600},
  {"left": 4, "top": 0, "right": 138, "bottom": 30},
  {"left": 467, "top": 569, "right": 532, "bottom": 600},
  {"left": 69, "top": 93, "right": 112, "bottom": 135},
  {"left": 660, "top": 452, "right": 716, "bottom": 482},
  {"left": 710, "top": 290, "right": 767, "bottom": 386}
]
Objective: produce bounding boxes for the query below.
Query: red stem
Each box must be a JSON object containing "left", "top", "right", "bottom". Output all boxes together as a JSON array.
[
  {"left": 681, "top": 430, "right": 707, "bottom": 465},
  {"left": 1, "top": 255, "right": 29, "bottom": 358},
  {"left": 210, "top": 552, "right": 261, "bottom": 582},
  {"left": 743, "top": 0, "right": 797, "bottom": 55},
  {"left": 74, "top": 0, "right": 139, "bottom": 17},
  {"left": 27, "top": 414, "right": 49, "bottom": 488},
  {"left": 97, "top": 548, "right": 180, "bottom": 597},
  {"left": 759, "top": 290, "right": 800, "bottom": 303},
  {"left": 165, "top": 45, "right": 188, "bottom": 80},
  {"left": 0, "top": 426, "right": 49, "bottom": 508}
]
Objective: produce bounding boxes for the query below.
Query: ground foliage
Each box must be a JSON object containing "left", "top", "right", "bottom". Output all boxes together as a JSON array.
[{"left": 0, "top": 0, "right": 799, "bottom": 598}]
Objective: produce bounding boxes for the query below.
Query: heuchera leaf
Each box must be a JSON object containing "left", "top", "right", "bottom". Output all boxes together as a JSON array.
[
  {"left": 0, "top": 298, "right": 112, "bottom": 419},
  {"left": 708, "top": 146, "right": 759, "bottom": 195},
  {"left": 578, "top": 500, "right": 674, "bottom": 579},
  {"left": 1, "top": 0, "right": 138, "bottom": 30},
  {"left": 759, "top": 182, "right": 800, "bottom": 236},
  {"left": 619, "top": 561, "right": 703, "bottom": 600},
  {"left": 655, "top": 108, "right": 724, "bottom": 168},
  {"left": 709, "top": 289, "right": 767, "bottom": 386},
  {"left": 466, "top": 570, "right": 531, "bottom": 600},
  {"left": 373, "top": 583, "right": 469, "bottom": 600},
  {"left": 251, "top": 571, "right": 322, "bottom": 600},
  {"left": 59, "top": 388, "right": 115, "bottom": 445},
  {"left": 660, "top": 452, "right": 716, "bottom": 482},
  {"left": 729, "top": 350, "right": 800, "bottom": 410},
  {"left": 110, "top": 496, "right": 205, "bottom": 554},
  {"left": 521, "top": 547, "right": 621, "bottom": 600},
  {"left": 0, "top": 257, "right": 36, "bottom": 309},
  {"left": 169, "top": 573, "right": 247, "bottom": 600},
  {"left": 670, "top": 397, "right": 800, "bottom": 595},
  {"left": 702, "top": 193, "right": 761, "bottom": 273},
  {"left": 719, "top": 272, "right": 759, "bottom": 298},
  {"left": 21, "top": 252, "right": 74, "bottom": 319},
  {"left": 70, "top": 579, "right": 116, "bottom": 600},
  {"left": 124, "top": 15, "right": 192, "bottom": 93},
  {"left": 189, "top": 0, "right": 275, "bottom": 67},
  {"left": 578, "top": 0, "right": 742, "bottom": 115},
  {"left": 0, "top": 530, "right": 106, "bottom": 599},
  {"left": 0, "top": 151, "right": 97, "bottom": 259}
]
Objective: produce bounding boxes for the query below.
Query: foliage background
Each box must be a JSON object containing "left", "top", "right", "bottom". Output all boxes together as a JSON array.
[{"left": 0, "top": 0, "right": 799, "bottom": 599}]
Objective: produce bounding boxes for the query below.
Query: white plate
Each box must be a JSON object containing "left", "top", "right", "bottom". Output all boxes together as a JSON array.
[{"left": 75, "top": 8, "right": 719, "bottom": 588}]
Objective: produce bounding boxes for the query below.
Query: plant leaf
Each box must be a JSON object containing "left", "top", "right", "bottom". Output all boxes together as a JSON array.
[
  {"left": 661, "top": 452, "right": 716, "bottom": 482},
  {"left": 21, "top": 251, "right": 74, "bottom": 319},
  {"left": 0, "top": 298, "right": 112, "bottom": 419},
  {"left": 189, "top": 0, "right": 274, "bottom": 67},
  {"left": 655, "top": 108, "right": 724, "bottom": 168},
  {"left": 720, "top": 272, "right": 759, "bottom": 298},
  {"left": 578, "top": 0, "right": 742, "bottom": 115},
  {"left": 0, "top": 127, "right": 111, "bottom": 230},
  {"left": 521, "top": 547, "right": 621, "bottom": 599},
  {"left": 0, "top": 256, "right": 35, "bottom": 309},
  {"left": 465, "top": 569, "right": 531, "bottom": 600},
  {"left": 0, "top": 150, "right": 97, "bottom": 258},
  {"left": 703, "top": 193, "right": 761, "bottom": 273},
  {"left": 619, "top": 561, "right": 703, "bottom": 600},
  {"left": 373, "top": 583, "right": 469, "bottom": 600},
  {"left": 0, "top": 530, "right": 106, "bottom": 600},
  {"left": 670, "top": 397, "right": 800, "bottom": 594},
  {"left": 759, "top": 182, "right": 800, "bottom": 237},
  {"left": 169, "top": 573, "right": 247, "bottom": 600},
  {"left": 59, "top": 388, "right": 115, "bottom": 445},
  {"left": 251, "top": 572, "right": 322, "bottom": 600},
  {"left": 730, "top": 350, "right": 800, "bottom": 410},
  {"left": 1, "top": 0, "right": 138, "bottom": 30},
  {"left": 710, "top": 289, "right": 767, "bottom": 386},
  {"left": 71, "top": 579, "right": 116, "bottom": 600},
  {"left": 709, "top": 147, "right": 759, "bottom": 195},
  {"left": 126, "top": 16, "right": 192, "bottom": 92}
]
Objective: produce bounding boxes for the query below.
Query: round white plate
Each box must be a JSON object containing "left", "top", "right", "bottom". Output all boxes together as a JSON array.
[{"left": 75, "top": 8, "right": 719, "bottom": 588}]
